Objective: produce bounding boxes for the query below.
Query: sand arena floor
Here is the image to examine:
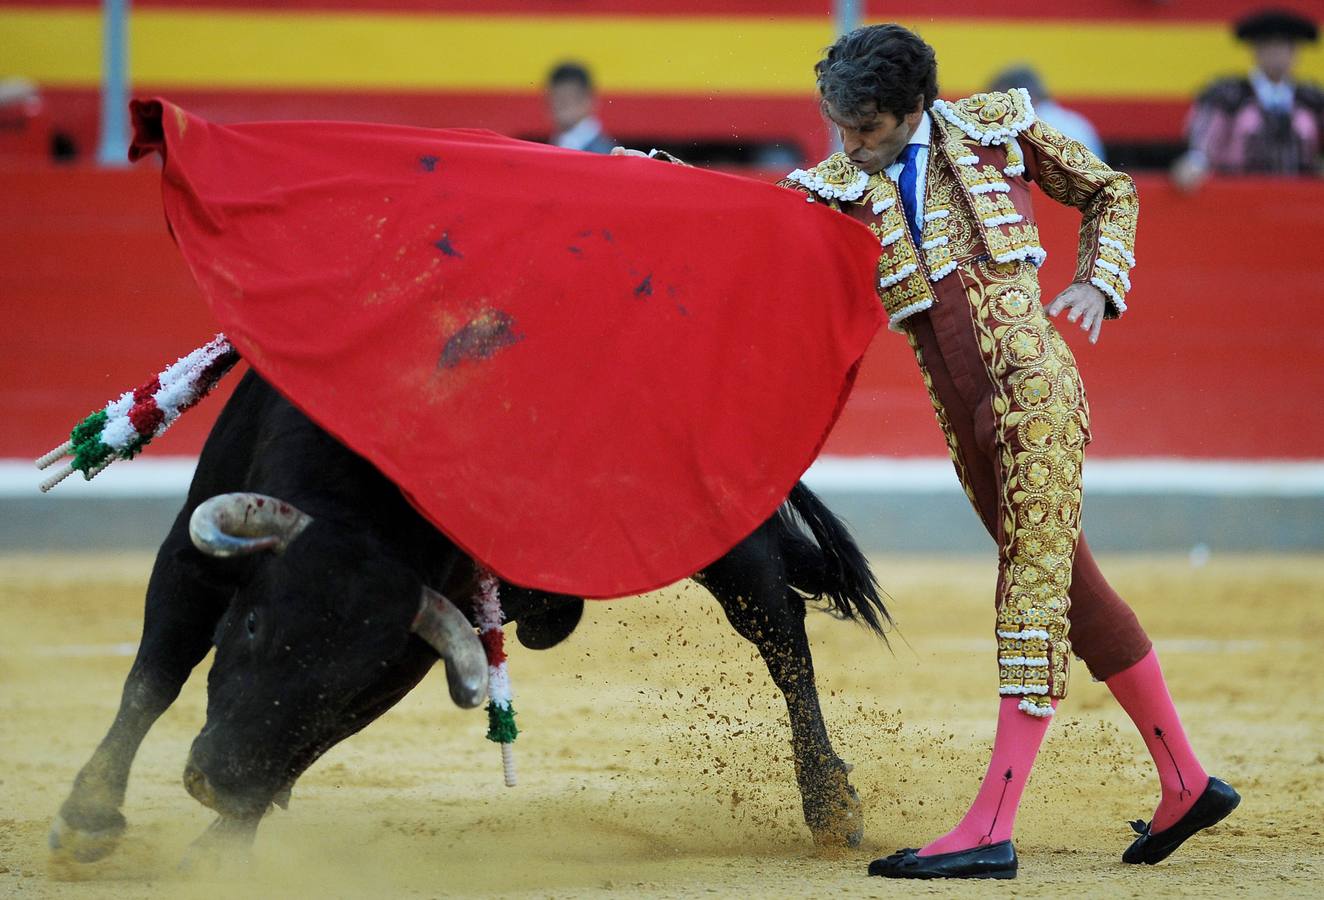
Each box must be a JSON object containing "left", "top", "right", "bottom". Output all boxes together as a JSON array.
[{"left": 1, "top": 552, "right": 1321, "bottom": 898}]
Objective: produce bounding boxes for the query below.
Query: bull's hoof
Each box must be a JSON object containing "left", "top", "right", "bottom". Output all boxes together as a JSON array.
[
  {"left": 809, "top": 783, "right": 864, "bottom": 848},
  {"left": 48, "top": 812, "right": 126, "bottom": 863},
  {"left": 178, "top": 815, "right": 259, "bottom": 875},
  {"left": 804, "top": 767, "right": 864, "bottom": 849}
]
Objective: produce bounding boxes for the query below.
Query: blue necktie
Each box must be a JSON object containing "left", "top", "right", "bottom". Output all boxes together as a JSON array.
[{"left": 897, "top": 143, "right": 922, "bottom": 245}]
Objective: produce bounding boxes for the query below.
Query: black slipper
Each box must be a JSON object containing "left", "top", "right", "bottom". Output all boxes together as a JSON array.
[
  {"left": 1122, "top": 776, "right": 1241, "bottom": 865},
  {"left": 868, "top": 841, "right": 1017, "bottom": 879}
]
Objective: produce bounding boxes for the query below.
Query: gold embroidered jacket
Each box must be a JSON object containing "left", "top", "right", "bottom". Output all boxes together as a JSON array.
[{"left": 781, "top": 89, "right": 1138, "bottom": 330}]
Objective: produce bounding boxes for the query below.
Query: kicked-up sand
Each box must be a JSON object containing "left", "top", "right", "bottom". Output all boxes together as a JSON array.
[{"left": 1, "top": 552, "right": 1321, "bottom": 898}]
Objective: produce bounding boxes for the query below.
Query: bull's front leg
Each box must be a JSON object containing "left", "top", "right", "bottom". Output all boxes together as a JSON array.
[
  {"left": 698, "top": 549, "right": 862, "bottom": 848},
  {"left": 51, "top": 526, "right": 231, "bottom": 863}
]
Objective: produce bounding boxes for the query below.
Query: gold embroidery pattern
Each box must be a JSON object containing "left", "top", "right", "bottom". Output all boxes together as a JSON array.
[
  {"left": 933, "top": 89, "right": 1035, "bottom": 146},
  {"left": 904, "top": 329, "right": 978, "bottom": 506},
  {"left": 916, "top": 141, "right": 979, "bottom": 280},
  {"left": 861, "top": 175, "right": 935, "bottom": 326},
  {"left": 1018, "top": 119, "right": 1138, "bottom": 316},
  {"left": 783, "top": 152, "right": 869, "bottom": 202},
  {"left": 782, "top": 158, "right": 937, "bottom": 328},
  {"left": 934, "top": 114, "right": 1047, "bottom": 268},
  {"left": 963, "top": 258, "right": 1087, "bottom": 717}
]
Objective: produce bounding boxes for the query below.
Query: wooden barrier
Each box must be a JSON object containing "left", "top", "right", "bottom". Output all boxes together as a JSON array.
[{"left": 2, "top": 168, "right": 1322, "bottom": 460}]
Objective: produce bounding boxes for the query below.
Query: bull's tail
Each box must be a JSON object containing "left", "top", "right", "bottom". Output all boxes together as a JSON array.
[{"left": 778, "top": 482, "right": 891, "bottom": 638}]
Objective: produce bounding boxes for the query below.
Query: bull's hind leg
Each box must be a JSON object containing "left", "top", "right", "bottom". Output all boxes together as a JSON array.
[
  {"left": 177, "top": 814, "right": 262, "bottom": 874},
  {"left": 697, "top": 526, "right": 863, "bottom": 848},
  {"left": 51, "top": 519, "right": 231, "bottom": 862}
]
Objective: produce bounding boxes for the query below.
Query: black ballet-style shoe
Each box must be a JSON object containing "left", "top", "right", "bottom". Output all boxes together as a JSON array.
[
  {"left": 1122, "top": 776, "right": 1241, "bottom": 865},
  {"left": 867, "top": 841, "right": 1017, "bottom": 879}
]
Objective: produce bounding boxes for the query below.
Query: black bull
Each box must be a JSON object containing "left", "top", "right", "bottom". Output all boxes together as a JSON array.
[{"left": 50, "top": 370, "right": 891, "bottom": 863}]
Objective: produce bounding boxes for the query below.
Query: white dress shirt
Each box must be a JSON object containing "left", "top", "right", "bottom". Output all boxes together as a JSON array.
[{"left": 884, "top": 113, "right": 931, "bottom": 238}]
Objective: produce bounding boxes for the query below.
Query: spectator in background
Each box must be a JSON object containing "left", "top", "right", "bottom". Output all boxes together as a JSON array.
[
  {"left": 988, "top": 65, "right": 1106, "bottom": 161},
  {"left": 1172, "top": 8, "right": 1322, "bottom": 191},
  {"left": 546, "top": 62, "right": 615, "bottom": 154}
]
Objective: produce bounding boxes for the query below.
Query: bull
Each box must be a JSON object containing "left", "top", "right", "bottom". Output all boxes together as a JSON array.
[{"left": 50, "top": 370, "right": 889, "bottom": 864}]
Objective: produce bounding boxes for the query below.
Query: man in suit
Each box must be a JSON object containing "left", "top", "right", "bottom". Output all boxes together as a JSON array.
[
  {"left": 546, "top": 61, "right": 615, "bottom": 155},
  {"left": 777, "top": 24, "right": 1239, "bottom": 879}
]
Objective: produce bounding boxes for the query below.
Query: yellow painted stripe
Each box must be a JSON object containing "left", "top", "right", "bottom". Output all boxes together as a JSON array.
[{"left": 5, "top": 8, "right": 1323, "bottom": 97}]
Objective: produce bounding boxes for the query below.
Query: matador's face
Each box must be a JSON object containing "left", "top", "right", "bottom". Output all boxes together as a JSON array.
[{"left": 822, "top": 99, "right": 923, "bottom": 175}]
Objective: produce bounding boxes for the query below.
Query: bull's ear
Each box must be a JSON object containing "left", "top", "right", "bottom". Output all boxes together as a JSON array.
[
  {"left": 516, "top": 597, "right": 584, "bottom": 650},
  {"left": 411, "top": 586, "right": 487, "bottom": 709},
  {"left": 190, "top": 493, "right": 312, "bottom": 557}
]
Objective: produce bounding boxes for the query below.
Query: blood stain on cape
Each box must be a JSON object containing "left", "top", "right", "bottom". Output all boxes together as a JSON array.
[
  {"left": 438, "top": 310, "right": 522, "bottom": 369},
  {"left": 434, "top": 233, "right": 462, "bottom": 257}
]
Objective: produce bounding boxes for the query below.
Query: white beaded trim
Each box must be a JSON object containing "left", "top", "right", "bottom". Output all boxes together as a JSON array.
[
  {"left": 999, "top": 684, "right": 1050, "bottom": 696},
  {"left": 999, "top": 656, "right": 1050, "bottom": 667},
  {"left": 997, "top": 628, "right": 1051, "bottom": 640},
  {"left": 955, "top": 154, "right": 980, "bottom": 165},
  {"left": 1090, "top": 275, "right": 1128, "bottom": 313},
  {"left": 923, "top": 209, "right": 950, "bottom": 222},
  {"left": 879, "top": 262, "right": 918, "bottom": 288},
  {"left": 786, "top": 166, "right": 869, "bottom": 202},
  {"left": 970, "top": 182, "right": 1011, "bottom": 195},
  {"left": 1018, "top": 699, "right": 1055, "bottom": 717},
  {"left": 1096, "top": 258, "right": 1133, "bottom": 290},
  {"left": 1099, "top": 235, "right": 1137, "bottom": 267},
  {"left": 887, "top": 297, "right": 933, "bottom": 331},
  {"left": 929, "top": 260, "right": 959, "bottom": 282},
  {"left": 1003, "top": 139, "right": 1027, "bottom": 177},
  {"left": 992, "top": 245, "right": 1048, "bottom": 266},
  {"left": 878, "top": 227, "right": 906, "bottom": 247},
  {"left": 982, "top": 213, "right": 1024, "bottom": 227},
  {"left": 933, "top": 87, "right": 1037, "bottom": 145},
  {"left": 921, "top": 236, "right": 950, "bottom": 250},
  {"left": 872, "top": 197, "right": 895, "bottom": 215}
]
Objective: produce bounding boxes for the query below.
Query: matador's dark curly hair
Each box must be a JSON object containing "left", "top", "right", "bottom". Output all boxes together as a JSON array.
[{"left": 815, "top": 24, "right": 939, "bottom": 122}]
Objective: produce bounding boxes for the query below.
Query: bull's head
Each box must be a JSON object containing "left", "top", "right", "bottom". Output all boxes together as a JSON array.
[{"left": 181, "top": 493, "right": 487, "bottom": 818}]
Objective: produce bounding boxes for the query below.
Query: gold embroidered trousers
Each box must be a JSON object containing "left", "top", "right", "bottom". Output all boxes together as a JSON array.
[{"left": 906, "top": 258, "right": 1152, "bottom": 715}]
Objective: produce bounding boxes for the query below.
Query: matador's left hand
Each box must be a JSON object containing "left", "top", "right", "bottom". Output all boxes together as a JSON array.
[{"left": 1046, "top": 283, "right": 1108, "bottom": 345}]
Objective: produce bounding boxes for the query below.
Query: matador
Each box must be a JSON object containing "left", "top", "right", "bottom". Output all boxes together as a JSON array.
[{"left": 772, "top": 25, "right": 1241, "bottom": 880}]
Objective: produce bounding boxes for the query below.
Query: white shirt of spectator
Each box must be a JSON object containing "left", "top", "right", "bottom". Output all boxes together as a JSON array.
[
  {"left": 1035, "top": 99, "right": 1106, "bottom": 162},
  {"left": 1249, "top": 68, "right": 1294, "bottom": 114},
  {"left": 554, "top": 116, "right": 607, "bottom": 151}
]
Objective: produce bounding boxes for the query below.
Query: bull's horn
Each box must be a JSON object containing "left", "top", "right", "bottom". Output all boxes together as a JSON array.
[
  {"left": 411, "top": 586, "right": 487, "bottom": 709},
  {"left": 189, "top": 493, "right": 313, "bottom": 558}
]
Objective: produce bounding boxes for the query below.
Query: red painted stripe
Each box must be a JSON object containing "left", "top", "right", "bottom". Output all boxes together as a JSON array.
[
  {"left": 28, "top": 88, "right": 1189, "bottom": 171},
  {"left": 818, "top": 175, "right": 1324, "bottom": 460},
  {"left": 0, "top": 0, "right": 1290, "bottom": 21},
  {"left": 1063, "top": 99, "right": 1191, "bottom": 142}
]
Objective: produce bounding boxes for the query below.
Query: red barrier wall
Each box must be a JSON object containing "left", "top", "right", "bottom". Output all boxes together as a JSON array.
[
  {"left": 2, "top": 168, "right": 1323, "bottom": 461},
  {"left": 827, "top": 176, "right": 1324, "bottom": 460}
]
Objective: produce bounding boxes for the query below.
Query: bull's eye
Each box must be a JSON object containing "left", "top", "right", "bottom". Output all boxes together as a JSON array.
[{"left": 245, "top": 610, "right": 258, "bottom": 637}]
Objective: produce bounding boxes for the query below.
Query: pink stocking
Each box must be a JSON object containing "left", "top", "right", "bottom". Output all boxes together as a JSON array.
[
  {"left": 1105, "top": 649, "right": 1208, "bottom": 832},
  {"left": 919, "top": 696, "right": 1053, "bottom": 856}
]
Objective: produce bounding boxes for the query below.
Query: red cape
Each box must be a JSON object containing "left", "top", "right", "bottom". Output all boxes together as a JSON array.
[{"left": 130, "top": 99, "right": 883, "bottom": 597}]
